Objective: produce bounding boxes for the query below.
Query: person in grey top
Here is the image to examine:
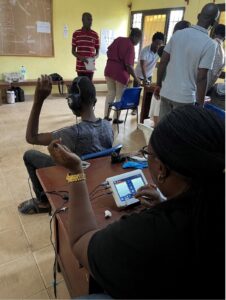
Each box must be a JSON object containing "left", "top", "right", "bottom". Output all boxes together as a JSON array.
[
  {"left": 155, "top": 3, "right": 220, "bottom": 119},
  {"left": 18, "top": 75, "right": 113, "bottom": 214}
]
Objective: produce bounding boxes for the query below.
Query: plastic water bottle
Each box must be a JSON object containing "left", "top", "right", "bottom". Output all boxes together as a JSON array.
[{"left": 20, "top": 66, "right": 26, "bottom": 80}]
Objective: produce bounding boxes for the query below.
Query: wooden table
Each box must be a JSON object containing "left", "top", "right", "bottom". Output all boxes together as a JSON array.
[
  {"left": 37, "top": 157, "right": 152, "bottom": 298},
  {"left": 140, "top": 84, "right": 156, "bottom": 123}
]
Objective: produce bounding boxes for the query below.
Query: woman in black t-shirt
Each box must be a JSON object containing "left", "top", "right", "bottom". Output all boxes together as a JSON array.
[{"left": 48, "top": 105, "right": 225, "bottom": 299}]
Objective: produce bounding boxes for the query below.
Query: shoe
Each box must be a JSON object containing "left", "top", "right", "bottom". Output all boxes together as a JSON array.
[
  {"left": 113, "top": 119, "right": 124, "bottom": 124},
  {"left": 131, "top": 109, "right": 137, "bottom": 115},
  {"left": 104, "top": 117, "right": 112, "bottom": 121},
  {"left": 18, "top": 198, "right": 50, "bottom": 215}
]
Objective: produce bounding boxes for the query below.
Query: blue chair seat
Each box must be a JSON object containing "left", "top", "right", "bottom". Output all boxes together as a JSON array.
[
  {"left": 204, "top": 102, "right": 225, "bottom": 120},
  {"left": 81, "top": 144, "right": 123, "bottom": 160},
  {"left": 108, "top": 87, "right": 142, "bottom": 133}
]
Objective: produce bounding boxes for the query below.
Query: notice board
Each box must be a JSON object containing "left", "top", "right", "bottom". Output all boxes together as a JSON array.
[{"left": 0, "top": 0, "right": 54, "bottom": 57}]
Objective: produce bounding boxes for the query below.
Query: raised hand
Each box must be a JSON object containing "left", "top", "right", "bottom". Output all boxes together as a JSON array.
[
  {"left": 135, "top": 184, "right": 162, "bottom": 208},
  {"left": 48, "top": 139, "right": 82, "bottom": 173},
  {"left": 34, "top": 75, "right": 52, "bottom": 104}
]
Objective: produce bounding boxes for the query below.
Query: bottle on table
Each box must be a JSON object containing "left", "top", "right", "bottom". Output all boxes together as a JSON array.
[{"left": 20, "top": 66, "right": 26, "bottom": 81}]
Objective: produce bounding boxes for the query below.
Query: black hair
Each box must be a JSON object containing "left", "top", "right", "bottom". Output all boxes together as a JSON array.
[
  {"left": 152, "top": 32, "right": 164, "bottom": 42},
  {"left": 70, "top": 76, "right": 96, "bottom": 106},
  {"left": 130, "top": 27, "right": 142, "bottom": 38},
  {"left": 173, "top": 20, "right": 191, "bottom": 32},
  {"left": 214, "top": 24, "right": 225, "bottom": 37},
  {"left": 151, "top": 105, "right": 224, "bottom": 181},
  {"left": 157, "top": 45, "right": 165, "bottom": 57},
  {"left": 150, "top": 105, "right": 225, "bottom": 298}
]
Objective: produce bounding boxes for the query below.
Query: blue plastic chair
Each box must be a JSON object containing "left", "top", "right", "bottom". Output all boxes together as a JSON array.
[
  {"left": 80, "top": 144, "right": 123, "bottom": 160},
  {"left": 108, "top": 87, "right": 142, "bottom": 132},
  {"left": 204, "top": 102, "right": 225, "bottom": 120}
]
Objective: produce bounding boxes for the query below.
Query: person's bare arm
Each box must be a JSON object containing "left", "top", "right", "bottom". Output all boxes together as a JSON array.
[
  {"left": 196, "top": 68, "right": 209, "bottom": 105},
  {"left": 48, "top": 141, "right": 98, "bottom": 272},
  {"left": 156, "top": 51, "right": 170, "bottom": 87},
  {"left": 153, "top": 51, "right": 170, "bottom": 99},
  {"left": 72, "top": 46, "right": 88, "bottom": 63},
  {"left": 140, "top": 60, "right": 147, "bottom": 82},
  {"left": 26, "top": 75, "right": 53, "bottom": 145},
  {"left": 126, "top": 64, "right": 141, "bottom": 85}
]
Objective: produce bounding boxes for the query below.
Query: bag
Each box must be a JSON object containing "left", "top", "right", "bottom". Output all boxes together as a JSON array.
[
  {"left": 9, "top": 86, "right": 25, "bottom": 102},
  {"left": 49, "top": 73, "right": 64, "bottom": 95}
]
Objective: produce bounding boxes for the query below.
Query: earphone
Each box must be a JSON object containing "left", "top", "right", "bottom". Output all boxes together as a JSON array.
[
  {"left": 67, "top": 76, "right": 83, "bottom": 113},
  {"left": 66, "top": 76, "right": 97, "bottom": 114}
]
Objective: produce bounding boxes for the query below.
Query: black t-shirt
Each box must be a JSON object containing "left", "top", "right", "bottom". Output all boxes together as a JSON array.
[{"left": 88, "top": 189, "right": 225, "bottom": 299}]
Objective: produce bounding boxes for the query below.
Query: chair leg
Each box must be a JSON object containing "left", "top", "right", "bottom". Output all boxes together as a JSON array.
[
  {"left": 107, "top": 106, "right": 111, "bottom": 119},
  {"left": 125, "top": 109, "right": 129, "bottom": 125},
  {"left": 116, "top": 110, "right": 119, "bottom": 133}
]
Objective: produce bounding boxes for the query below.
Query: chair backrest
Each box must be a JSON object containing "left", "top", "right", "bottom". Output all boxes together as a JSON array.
[
  {"left": 204, "top": 103, "right": 225, "bottom": 120},
  {"left": 119, "top": 87, "right": 142, "bottom": 109},
  {"left": 80, "top": 144, "right": 123, "bottom": 160}
]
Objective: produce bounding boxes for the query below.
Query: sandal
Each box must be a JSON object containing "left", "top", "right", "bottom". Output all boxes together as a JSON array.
[{"left": 18, "top": 198, "right": 50, "bottom": 215}]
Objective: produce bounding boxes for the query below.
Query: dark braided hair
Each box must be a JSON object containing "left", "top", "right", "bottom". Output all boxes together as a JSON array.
[
  {"left": 150, "top": 105, "right": 225, "bottom": 298},
  {"left": 151, "top": 105, "right": 224, "bottom": 182}
]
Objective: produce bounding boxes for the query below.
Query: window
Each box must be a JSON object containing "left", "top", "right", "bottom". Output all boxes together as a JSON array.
[
  {"left": 131, "top": 8, "right": 185, "bottom": 61},
  {"left": 167, "top": 10, "right": 184, "bottom": 42}
]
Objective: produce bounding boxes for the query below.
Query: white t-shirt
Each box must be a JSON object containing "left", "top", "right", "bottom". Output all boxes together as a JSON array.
[
  {"left": 207, "top": 38, "right": 225, "bottom": 90},
  {"left": 160, "top": 25, "right": 217, "bottom": 103},
  {"left": 135, "top": 45, "right": 159, "bottom": 79}
]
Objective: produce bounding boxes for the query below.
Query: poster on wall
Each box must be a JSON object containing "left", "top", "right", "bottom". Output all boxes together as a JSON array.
[{"left": 100, "top": 29, "right": 115, "bottom": 55}]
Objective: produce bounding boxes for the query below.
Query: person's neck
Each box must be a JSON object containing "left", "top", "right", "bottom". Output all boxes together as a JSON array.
[
  {"left": 196, "top": 21, "right": 210, "bottom": 30},
  {"left": 160, "top": 178, "right": 191, "bottom": 200},
  {"left": 150, "top": 44, "right": 157, "bottom": 53},
  {"left": 81, "top": 109, "right": 97, "bottom": 122},
  {"left": 82, "top": 26, "right": 91, "bottom": 31}
]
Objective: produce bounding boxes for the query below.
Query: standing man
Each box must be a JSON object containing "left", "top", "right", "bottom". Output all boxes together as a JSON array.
[
  {"left": 134, "top": 32, "right": 164, "bottom": 86},
  {"left": 155, "top": 3, "right": 219, "bottom": 119},
  {"left": 207, "top": 24, "right": 225, "bottom": 91},
  {"left": 104, "top": 28, "right": 142, "bottom": 123},
  {"left": 72, "top": 12, "right": 100, "bottom": 81}
]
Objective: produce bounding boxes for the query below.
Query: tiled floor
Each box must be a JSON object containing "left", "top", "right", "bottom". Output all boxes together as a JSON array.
[{"left": 0, "top": 94, "right": 146, "bottom": 299}]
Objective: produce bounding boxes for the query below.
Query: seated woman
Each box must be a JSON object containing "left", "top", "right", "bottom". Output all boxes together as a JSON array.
[{"left": 48, "top": 105, "right": 225, "bottom": 299}]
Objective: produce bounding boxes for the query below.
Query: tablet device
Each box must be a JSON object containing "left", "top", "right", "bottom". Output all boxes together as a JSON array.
[{"left": 106, "top": 170, "right": 147, "bottom": 208}]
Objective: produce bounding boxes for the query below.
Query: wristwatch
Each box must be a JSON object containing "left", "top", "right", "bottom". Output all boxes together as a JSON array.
[{"left": 66, "top": 173, "right": 86, "bottom": 183}]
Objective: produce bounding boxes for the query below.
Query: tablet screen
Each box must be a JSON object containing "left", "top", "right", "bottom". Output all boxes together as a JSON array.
[{"left": 114, "top": 174, "right": 145, "bottom": 203}]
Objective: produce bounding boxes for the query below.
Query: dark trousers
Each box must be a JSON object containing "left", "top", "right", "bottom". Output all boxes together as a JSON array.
[
  {"left": 23, "top": 150, "right": 55, "bottom": 202},
  {"left": 77, "top": 72, "right": 94, "bottom": 81}
]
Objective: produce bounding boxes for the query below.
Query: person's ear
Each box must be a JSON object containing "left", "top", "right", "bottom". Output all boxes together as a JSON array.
[{"left": 157, "top": 160, "right": 170, "bottom": 184}]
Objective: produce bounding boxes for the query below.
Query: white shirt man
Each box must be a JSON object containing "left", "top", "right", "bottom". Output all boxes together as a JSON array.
[
  {"left": 160, "top": 25, "right": 217, "bottom": 105},
  {"left": 135, "top": 32, "right": 164, "bottom": 84},
  {"left": 135, "top": 46, "right": 159, "bottom": 81}
]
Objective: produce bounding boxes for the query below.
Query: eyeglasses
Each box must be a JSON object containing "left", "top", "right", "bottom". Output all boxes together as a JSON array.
[{"left": 140, "top": 146, "right": 154, "bottom": 159}]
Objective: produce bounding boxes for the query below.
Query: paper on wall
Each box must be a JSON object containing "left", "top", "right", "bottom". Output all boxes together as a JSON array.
[
  {"left": 37, "top": 21, "right": 51, "bottom": 33},
  {"left": 100, "top": 29, "right": 115, "bottom": 55}
]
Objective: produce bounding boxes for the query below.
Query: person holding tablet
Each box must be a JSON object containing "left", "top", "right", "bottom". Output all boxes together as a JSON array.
[{"left": 48, "top": 105, "right": 224, "bottom": 299}]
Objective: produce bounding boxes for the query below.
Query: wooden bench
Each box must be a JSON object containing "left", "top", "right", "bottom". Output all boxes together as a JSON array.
[{"left": 0, "top": 78, "right": 108, "bottom": 103}]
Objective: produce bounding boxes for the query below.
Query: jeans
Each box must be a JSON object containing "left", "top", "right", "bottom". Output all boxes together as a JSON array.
[
  {"left": 159, "top": 96, "right": 191, "bottom": 120},
  {"left": 23, "top": 150, "right": 55, "bottom": 202}
]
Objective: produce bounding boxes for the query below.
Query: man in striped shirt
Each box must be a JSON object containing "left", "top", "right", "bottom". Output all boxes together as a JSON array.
[{"left": 72, "top": 12, "right": 100, "bottom": 81}]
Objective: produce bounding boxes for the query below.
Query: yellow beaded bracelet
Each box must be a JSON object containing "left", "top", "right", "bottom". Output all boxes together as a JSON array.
[{"left": 66, "top": 173, "right": 86, "bottom": 183}]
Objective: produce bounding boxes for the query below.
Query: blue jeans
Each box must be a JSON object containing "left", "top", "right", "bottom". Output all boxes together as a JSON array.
[{"left": 23, "top": 150, "right": 55, "bottom": 202}]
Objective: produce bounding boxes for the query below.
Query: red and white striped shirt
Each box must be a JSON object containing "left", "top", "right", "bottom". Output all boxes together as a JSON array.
[{"left": 72, "top": 28, "right": 100, "bottom": 73}]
